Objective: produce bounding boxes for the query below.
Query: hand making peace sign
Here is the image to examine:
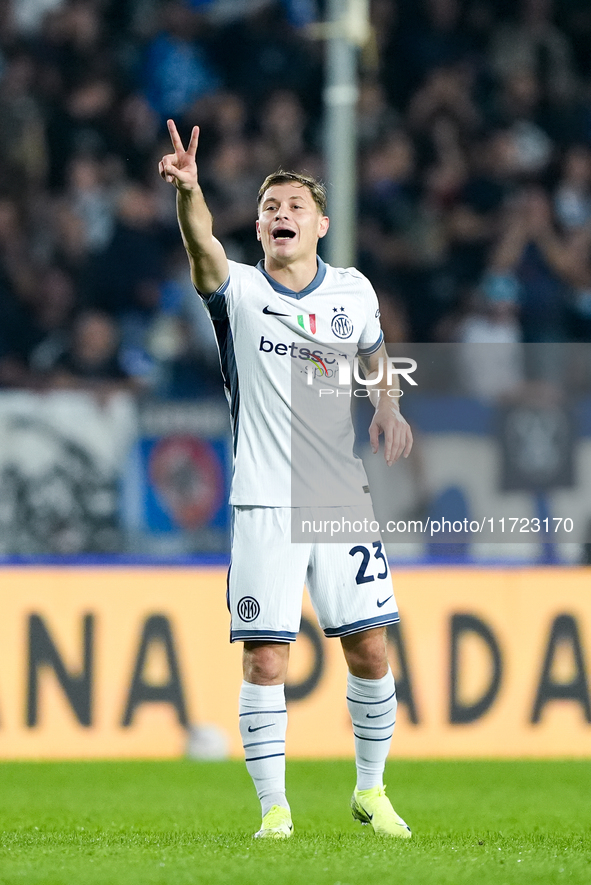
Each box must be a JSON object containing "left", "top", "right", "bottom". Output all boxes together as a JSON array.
[{"left": 158, "top": 119, "right": 200, "bottom": 193}]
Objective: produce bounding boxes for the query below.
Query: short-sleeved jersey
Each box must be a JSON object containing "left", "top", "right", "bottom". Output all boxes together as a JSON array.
[{"left": 201, "top": 257, "right": 383, "bottom": 506}]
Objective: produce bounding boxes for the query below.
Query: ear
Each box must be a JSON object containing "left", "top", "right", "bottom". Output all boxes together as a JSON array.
[
  {"left": 255, "top": 219, "right": 261, "bottom": 241},
  {"left": 317, "top": 215, "right": 330, "bottom": 239}
]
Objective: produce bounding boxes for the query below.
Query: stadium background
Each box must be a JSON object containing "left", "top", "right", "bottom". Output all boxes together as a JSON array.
[{"left": 1, "top": 0, "right": 591, "bottom": 762}]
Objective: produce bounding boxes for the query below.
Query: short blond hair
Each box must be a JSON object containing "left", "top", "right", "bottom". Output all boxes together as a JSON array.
[{"left": 257, "top": 170, "right": 327, "bottom": 215}]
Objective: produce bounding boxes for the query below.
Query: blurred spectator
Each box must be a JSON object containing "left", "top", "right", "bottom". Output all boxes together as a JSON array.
[
  {"left": 0, "top": 197, "right": 36, "bottom": 304},
  {"left": 554, "top": 144, "right": 591, "bottom": 230},
  {"left": 63, "top": 154, "right": 117, "bottom": 253},
  {"left": 209, "top": 4, "right": 320, "bottom": 106},
  {"left": 253, "top": 90, "right": 309, "bottom": 172},
  {"left": 0, "top": 50, "right": 47, "bottom": 195},
  {"left": 203, "top": 139, "right": 262, "bottom": 264},
  {"left": 358, "top": 129, "right": 421, "bottom": 270},
  {"left": 490, "top": 69, "right": 554, "bottom": 174},
  {"left": 462, "top": 271, "right": 523, "bottom": 344},
  {"left": 181, "top": 89, "right": 249, "bottom": 162},
  {"left": 558, "top": 0, "right": 591, "bottom": 80},
  {"left": 83, "top": 182, "right": 164, "bottom": 319},
  {"left": 532, "top": 216, "right": 591, "bottom": 342},
  {"left": 116, "top": 93, "right": 161, "bottom": 180},
  {"left": 357, "top": 78, "right": 400, "bottom": 150},
  {"left": 490, "top": 0, "right": 576, "bottom": 104},
  {"left": 407, "top": 63, "right": 482, "bottom": 136},
  {"left": 382, "top": 0, "right": 476, "bottom": 111},
  {"left": 486, "top": 186, "right": 572, "bottom": 342},
  {"left": 0, "top": 197, "right": 39, "bottom": 387},
  {"left": 452, "top": 273, "right": 525, "bottom": 399},
  {"left": 29, "top": 265, "right": 77, "bottom": 374},
  {"left": 81, "top": 182, "right": 168, "bottom": 381},
  {"left": 444, "top": 129, "right": 515, "bottom": 288},
  {"left": 49, "top": 308, "right": 139, "bottom": 392},
  {"left": 142, "top": 2, "right": 220, "bottom": 123},
  {"left": 8, "top": 0, "right": 66, "bottom": 38},
  {"left": 147, "top": 244, "right": 222, "bottom": 398},
  {"left": 358, "top": 128, "right": 454, "bottom": 340}
]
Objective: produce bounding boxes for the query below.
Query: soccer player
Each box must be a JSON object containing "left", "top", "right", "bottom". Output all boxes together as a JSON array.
[{"left": 159, "top": 119, "right": 413, "bottom": 839}]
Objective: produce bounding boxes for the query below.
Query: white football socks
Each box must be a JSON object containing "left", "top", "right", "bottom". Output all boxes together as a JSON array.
[
  {"left": 239, "top": 680, "right": 289, "bottom": 816},
  {"left": 346, "top": 668, "right": 397, "bottom": 791}
]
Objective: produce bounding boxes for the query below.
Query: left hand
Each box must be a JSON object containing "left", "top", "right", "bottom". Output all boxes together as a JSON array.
[{"left": 369, "top": 403, "right": 413, "bottom": 466}]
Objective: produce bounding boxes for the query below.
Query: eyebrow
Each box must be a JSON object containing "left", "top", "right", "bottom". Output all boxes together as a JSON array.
[{"left": 262, "top": 193, "right": 309, "bottom": 206}]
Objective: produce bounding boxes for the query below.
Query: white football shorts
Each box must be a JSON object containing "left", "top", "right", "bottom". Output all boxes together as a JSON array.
[{"left": 228, "top": 505, "right": 399, "bottom": 642}]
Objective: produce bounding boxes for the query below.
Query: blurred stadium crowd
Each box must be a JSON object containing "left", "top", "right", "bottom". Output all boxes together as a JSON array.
[{"left": 2, "top": 0, "right": 591, "bottom": 398}]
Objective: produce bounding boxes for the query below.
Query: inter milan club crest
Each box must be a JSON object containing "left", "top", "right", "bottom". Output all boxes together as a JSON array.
[
  {"left": 238, "top": 596, "right": 260, "bottom": 621},
  {"left": 331, "top": 307, "right": 353, "bottom": 339}
]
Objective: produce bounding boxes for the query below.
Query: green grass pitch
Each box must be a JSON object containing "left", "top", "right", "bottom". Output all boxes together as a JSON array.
[{"left": 0, "top": 759, "right": 589, "bottom": 884}]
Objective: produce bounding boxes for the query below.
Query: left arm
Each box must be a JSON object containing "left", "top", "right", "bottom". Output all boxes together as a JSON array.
[{"left": 358, "top": 342, "right": 413, "bottom": 466}]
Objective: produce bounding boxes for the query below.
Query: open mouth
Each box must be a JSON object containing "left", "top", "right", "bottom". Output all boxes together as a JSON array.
[{"left": 272, "top": 229, "right": 296, "bottom": 240}]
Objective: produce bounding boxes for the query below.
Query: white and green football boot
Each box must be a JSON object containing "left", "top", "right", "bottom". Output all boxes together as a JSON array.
[
  {"left": 253, "top": 805, "right": 294, "bottom": 839},
  {"left": 351, "top": 785, "right": 412, "bottom": 838}
]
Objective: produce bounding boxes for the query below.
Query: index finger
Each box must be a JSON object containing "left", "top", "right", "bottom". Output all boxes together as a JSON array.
[{"left": 167, "top": 119, "right": 185, "bottom": 154}]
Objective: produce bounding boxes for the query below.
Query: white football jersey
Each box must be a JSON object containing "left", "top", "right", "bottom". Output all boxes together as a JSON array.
[{"left": 201, "top": 258, "right": 383, "bottom": 506}]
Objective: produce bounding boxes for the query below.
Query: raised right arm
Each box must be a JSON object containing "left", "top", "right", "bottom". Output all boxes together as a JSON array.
[{"left": 159, "top": 119, "right": 229, "bottom": 295}]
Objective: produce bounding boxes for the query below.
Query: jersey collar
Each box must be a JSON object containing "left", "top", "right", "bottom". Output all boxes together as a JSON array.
[{"left": 255, "top": 257, "right": 327, "bottom": 299}]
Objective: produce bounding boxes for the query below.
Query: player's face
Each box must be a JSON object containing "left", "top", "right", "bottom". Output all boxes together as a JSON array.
[{"left": 256, "top": 183, "right": 329, "bottom": 263}]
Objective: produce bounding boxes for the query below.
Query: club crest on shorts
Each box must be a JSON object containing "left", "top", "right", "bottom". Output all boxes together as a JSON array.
[
  {"left": 331, "top": 307, "right": 353, "bottom": 339},
  {"left": 237, "top": 596, "right": 260, "bottom": 621}
]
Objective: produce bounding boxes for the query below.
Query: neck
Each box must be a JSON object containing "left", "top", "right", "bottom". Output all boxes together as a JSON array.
[{"left": 264, "top": 255, "right": 318, "bottom": 293}]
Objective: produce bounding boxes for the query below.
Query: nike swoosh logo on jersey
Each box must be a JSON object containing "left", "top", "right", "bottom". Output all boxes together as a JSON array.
[
  {"left": 366, "top": 708, "right": 394, "bottom": 719},
  {"left": 262, "top": 306, "right": 289, "bottom": 316},
  {"left": 376, "top": 595, "right": 393, "bottom": 608},
  {"left": 248, "top": 722, "right": 275, "bottom": 732}
]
